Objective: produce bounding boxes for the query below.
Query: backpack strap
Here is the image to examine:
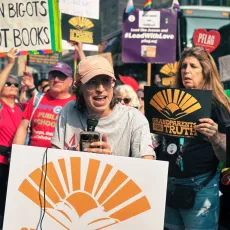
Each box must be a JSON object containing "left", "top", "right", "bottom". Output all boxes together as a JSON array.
[
  {"left": 28, "top": 92, "right": 44, "bottom": 130},
  {"left": 196, "top": 170, "right": 217, "bottom": 191}
]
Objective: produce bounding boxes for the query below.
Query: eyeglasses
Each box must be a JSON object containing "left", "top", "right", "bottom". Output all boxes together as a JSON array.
[
  {"left": 4, "top": 82, "right": 20, "bottom": 88},
  {"left": 116, "top": 97, "right": 131, "bottom": 104},
  {"left": 49, "top": 71, "right": 68, "bottom": 81},
  {"left": 138, "top": 96, "right": 144, "bottom": 100},
  {"left": 85, "top": 77, "right": 114, "bottom": 91}
]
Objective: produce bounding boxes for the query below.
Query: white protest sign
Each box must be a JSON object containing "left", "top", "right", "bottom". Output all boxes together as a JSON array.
[
  {"left": 0, "top": 0, "right": 52, "bottom": 53},
  {"left": 219, "top": 55, "right": 230, "bottom": 82},
  {"left": 3, "top": 145, "right": 168, "bottom": 230},
  {"left": 139, "top": 11, "right": 160, "bottom": 28},
  {"left": 62, "top": 40, "right": 99, "bottom": 52},
  {"left": 59, "top": 0, "right": 100, "bottom": 20}
]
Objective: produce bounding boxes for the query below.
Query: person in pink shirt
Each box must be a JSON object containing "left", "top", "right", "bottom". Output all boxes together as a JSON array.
[
  {"left": 0, "top": 48, "right": 23, "bottom": 228},
  {"left": 13, "top": 62, "right": 75, "bottom": 148}
]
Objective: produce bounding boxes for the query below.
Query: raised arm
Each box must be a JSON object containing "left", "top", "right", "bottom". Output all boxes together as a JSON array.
[
  {"left": 22, "top": 72, "right": 38, "bottom": 96},
  {"left": 0, "top": 48, "right": 18, "bottom": 92},
  {"left": 74, "top": 41, "right": 86, "bottom": 60}
]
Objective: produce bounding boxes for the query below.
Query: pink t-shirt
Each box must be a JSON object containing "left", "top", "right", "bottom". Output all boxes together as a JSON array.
[{"left": 0, "top": 100, "right": 23, "bottom": 164}]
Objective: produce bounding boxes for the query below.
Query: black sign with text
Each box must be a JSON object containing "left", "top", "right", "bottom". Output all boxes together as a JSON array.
[
  {"left": 144, "top": 87, "right": 212, "bottom": 138},
  {"left": 61, "top": 13, "right": 101, "bottom": 45}
]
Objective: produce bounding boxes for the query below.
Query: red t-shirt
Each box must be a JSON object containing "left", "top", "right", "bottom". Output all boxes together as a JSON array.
[
  {"left": 0, "top": 100, "right": 23, "bottom": 164},
  {"left": 23, "top": 93, "right": 75, "bottom": 148}
]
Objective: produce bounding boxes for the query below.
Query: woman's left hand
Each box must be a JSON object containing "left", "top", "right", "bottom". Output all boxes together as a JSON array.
[
  {"left": 84, "top": 134, "right": 112, "bottom": 155},
  {"left": 195, "top": 118, "right": 219, "bottom": 143}
]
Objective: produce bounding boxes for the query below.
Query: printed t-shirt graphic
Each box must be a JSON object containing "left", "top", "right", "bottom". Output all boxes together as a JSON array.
[{"left": 23, "top": 94, "right": 75, "bottom": 147}]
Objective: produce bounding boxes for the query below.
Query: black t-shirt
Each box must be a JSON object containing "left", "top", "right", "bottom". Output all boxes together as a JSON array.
[{"left": 157, "top": 98, "right": 230, "bottom": 178}]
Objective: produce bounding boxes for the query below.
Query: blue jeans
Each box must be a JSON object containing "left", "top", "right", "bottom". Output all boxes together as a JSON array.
[{"left": 164, "top": 171, "right": 220, "bottom": 230}]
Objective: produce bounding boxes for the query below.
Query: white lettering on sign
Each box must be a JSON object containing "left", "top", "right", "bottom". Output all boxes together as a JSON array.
[{"left": 197, "top": 33, "right": 215, "bottom": 46}]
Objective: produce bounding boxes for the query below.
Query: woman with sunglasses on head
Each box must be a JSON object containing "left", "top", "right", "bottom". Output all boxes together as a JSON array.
[
  {"left": 114, "top": 84, "right": 140, "bottom": 109},
  {"left": 51, "top": 54, "right": 155, "bottom": 160},
  {"left": 0, "top": 48, "right": 23, "bottom": 228},
  {"left": 158, "top": 47, "right": 230, "bottom": 230}
]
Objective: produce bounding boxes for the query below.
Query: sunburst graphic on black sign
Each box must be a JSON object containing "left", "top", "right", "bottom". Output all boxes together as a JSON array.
[
  {"left": 150, "top": 89, "right": 202, "bottom": 120},
  {"left": 69, "top": 17, "right": 94, "bottom": 31}
]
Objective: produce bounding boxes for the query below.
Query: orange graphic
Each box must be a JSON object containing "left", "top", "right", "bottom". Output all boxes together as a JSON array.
[
  {"left": 69, "top": 17, "right": 94, "bottom": 30},
  {"left": 150, "top": 89, "right": 201, "bottom": 120},
  {"left": 18, "top": 157, "right": 151, "bottom": 229}
]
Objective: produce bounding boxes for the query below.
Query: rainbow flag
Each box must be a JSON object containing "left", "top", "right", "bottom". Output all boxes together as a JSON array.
[
  {"left": 125, "top": 0, "right": 134, "bottom": 13},
  {"left": 143, "top": 0, "right": 152, "bottom": 11}
]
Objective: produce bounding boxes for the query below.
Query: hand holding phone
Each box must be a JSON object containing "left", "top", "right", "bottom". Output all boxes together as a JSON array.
[
  {"left": 80, "top": 131, "right": 100, "bottom": 152},
  {"left": 80, "top": 133, "right": 112, "bottom": 155}
]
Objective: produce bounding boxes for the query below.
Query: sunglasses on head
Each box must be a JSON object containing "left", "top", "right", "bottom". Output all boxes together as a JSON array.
[
  {"left": 116, "top": 97, "right": 131, "bottom": 104},
  {"left": 49, "top": 71, "right": 68, "bottom": 81},
  {"left": 183, "top": 46, "right": 207, "bottom": 52},
  {"left": 5, "top": 82, "right": 20, "bottom": 88}
]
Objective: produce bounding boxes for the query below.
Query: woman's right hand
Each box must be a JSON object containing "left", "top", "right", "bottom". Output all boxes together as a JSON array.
[
  {"left": 7, "top": 48, "right": 18, "bottom": 65},
  {"left": 74, "top": 41, "right": 86, "bottom": 60}
]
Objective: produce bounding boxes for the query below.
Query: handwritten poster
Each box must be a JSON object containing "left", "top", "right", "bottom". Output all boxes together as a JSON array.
[
  {"left": 0, "top": 0, "right": 56, "bottom": 54},
  {"left": 58, "top": 0, "right": 100, "bottom": 19}
]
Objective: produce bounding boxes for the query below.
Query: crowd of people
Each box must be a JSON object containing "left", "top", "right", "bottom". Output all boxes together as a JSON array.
[{"left": 0, "top": 43, "right": 229, "bottom": 230}]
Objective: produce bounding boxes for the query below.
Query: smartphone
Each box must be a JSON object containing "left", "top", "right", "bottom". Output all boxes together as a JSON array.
[{"left": 80, "top": 131, "right": 100, "bottom": 151}]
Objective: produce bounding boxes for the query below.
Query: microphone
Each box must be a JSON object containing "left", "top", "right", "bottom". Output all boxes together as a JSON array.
[{"left": 87, "top": 115, "right": 99, "bottom": 132}]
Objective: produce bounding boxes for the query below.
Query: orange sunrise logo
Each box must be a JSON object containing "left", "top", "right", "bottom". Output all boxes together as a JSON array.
[
  {"left": 150, "top": 89, "right": 202, "bottom": 120},
  {"left": 18, "top": 157, "right": 151, "bottom": 229}
]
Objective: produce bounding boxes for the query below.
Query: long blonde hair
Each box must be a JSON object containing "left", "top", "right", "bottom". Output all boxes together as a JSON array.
[{"left": 176, "top": 48, "right": 230, "bottom": 112}]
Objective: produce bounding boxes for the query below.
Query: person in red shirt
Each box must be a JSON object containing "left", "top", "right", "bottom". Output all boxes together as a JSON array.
[
  {"left": 0, "top": 48, "right": 23, "bottom": 228},
  {"left": 13, "top": 62, "right": 75, "bottom": 148}
]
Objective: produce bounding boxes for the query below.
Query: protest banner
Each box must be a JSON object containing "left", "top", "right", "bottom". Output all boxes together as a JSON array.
[
  {"left": 0, "top": 0, "right": 61, "bottom": 56},
  {"left": 58, "top": 0, "right": 100, "bottom": 20},
  {"left": 193, "top": 29, "right": 221, "bottom": 53},
  {"left": 3, "top": 145, "right": 168, "bottom": 230},
  {"left": 160, "top": 62, "right": 179, "bottom": 87},
  {"left": 144, "top": 87, "right": 212, "bottom": 138},
  {"left": 122, "top": 8, "right": 177, "bottom": 64},
  {"left": 61, "top": 13, "right": 101, "bottom": 46},
  {"left": 28, "top": 53, "right": 59, "bottom": 65},
  {"left": 219, "top": 55, "right": 230, "bottom": 82}
]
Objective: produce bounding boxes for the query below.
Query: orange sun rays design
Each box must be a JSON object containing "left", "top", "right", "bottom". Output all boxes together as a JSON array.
[
  {"left": 150, "top": 89, "right": 201, "bottom": 120},
  {"left": 18, "top": 157, "right": 151, "bottom": 230}
]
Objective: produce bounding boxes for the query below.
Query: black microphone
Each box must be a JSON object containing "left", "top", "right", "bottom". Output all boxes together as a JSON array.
[{"left": 87, "top": 115, "right": 99, "bottom": 131}]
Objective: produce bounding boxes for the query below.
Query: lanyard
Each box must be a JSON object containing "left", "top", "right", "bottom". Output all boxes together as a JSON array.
[
  {"left": 179, "top": 137, "right": 184, "bottom": 153},
  {"left": 176, "top": 137, "right": 185, "bottom": 172}
]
